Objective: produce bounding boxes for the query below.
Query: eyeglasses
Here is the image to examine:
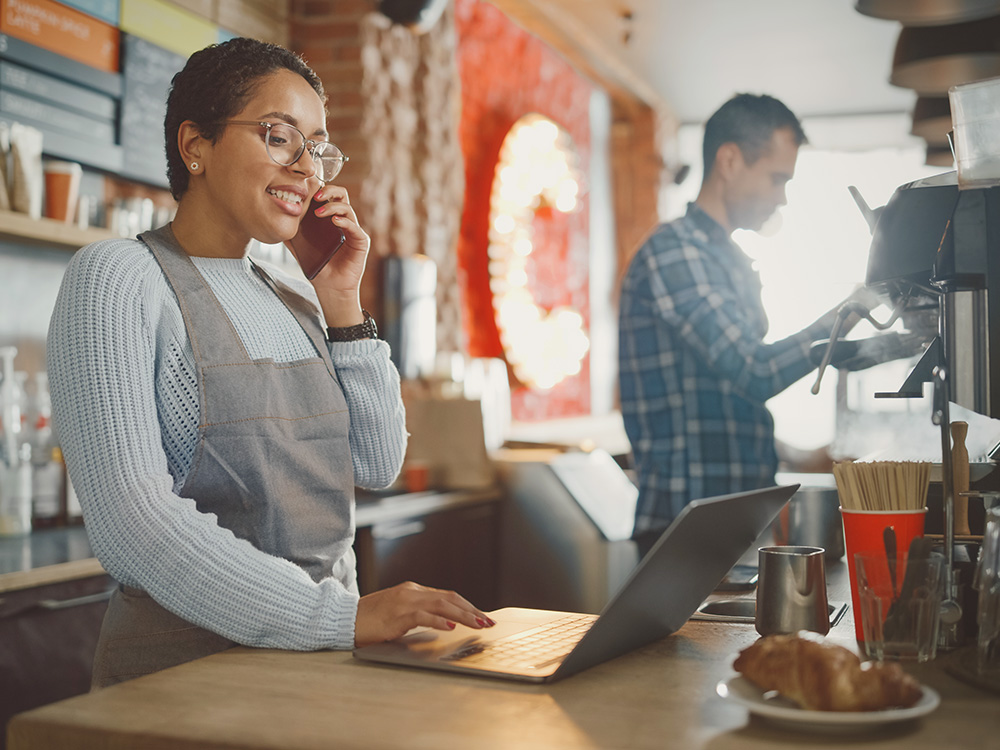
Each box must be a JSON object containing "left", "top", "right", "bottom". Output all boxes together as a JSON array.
[{"left": 225, "top": 120, "right": 348, "bottom": 183}]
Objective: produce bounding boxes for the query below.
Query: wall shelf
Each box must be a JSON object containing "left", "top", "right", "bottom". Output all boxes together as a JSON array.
[{"left": 0, "top": 209, "right": 115, "bottom": 252}]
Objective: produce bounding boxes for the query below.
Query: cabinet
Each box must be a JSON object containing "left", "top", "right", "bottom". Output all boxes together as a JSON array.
[
  {"left": 0, "top": 569, "right": 113, "bottom": 750},
  {"left": 354, "top": 489, "right": 502, "bottom": 611}
]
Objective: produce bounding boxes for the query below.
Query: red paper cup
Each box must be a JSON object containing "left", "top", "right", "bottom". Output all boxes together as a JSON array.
[
  {"left": 841, "top": 507, "right": 927, "bottom": 642},
  {"left": 404, "top": 460, "right": 430, "bottom": 493},
  {"left": 44, "top": 161, "right": 82, "bottom": 223}
]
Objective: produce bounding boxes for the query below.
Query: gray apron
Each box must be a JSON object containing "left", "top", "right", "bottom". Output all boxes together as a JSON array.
[{"left": 91, "top": 225, "right": 355, "bottom": 688}]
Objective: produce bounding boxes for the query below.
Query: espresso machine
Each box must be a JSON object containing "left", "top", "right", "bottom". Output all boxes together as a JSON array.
[
  {"left": 817, "top": 170, "right": 1000, "bottom": 648},
  {"left": 866, "top": 172, "right": 1000, "bottom": 419}
]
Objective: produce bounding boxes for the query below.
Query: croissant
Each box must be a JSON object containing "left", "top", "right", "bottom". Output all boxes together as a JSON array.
[{"left": 733, "top": 632, "right": 922, "bottom": 711}]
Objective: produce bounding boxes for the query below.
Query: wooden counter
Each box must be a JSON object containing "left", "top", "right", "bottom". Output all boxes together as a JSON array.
[{"left": 8, "top": 561, "right": 1000, "bottom": 750}]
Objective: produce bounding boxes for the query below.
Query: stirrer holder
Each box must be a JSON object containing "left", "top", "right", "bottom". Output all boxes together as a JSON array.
[{"left": 932, "top": 366, "right": 963, "bottom": 647}]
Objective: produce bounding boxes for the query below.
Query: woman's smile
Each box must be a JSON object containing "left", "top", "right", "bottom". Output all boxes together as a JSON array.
[{"left": 267, "top": 186, "right": 309, "bottom": 215}]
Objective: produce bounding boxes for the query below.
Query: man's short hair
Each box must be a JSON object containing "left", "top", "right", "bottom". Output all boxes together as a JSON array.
[{"left": 702, "top": 93, "right": 807, "bottom": 177}]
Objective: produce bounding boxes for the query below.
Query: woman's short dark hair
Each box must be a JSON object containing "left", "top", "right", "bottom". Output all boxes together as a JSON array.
[
  {"left": 164, "top": 37, "right": 326, "bottom": 199},
  {"left": 702, "top": 93, "right": 807, "bottom": 179}
]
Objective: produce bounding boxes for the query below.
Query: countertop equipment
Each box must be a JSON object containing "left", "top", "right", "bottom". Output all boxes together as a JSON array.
[
  {"left": 857, "top": 171, "right": 1000, "bottom": 423},
  {"left": 773, "top": 473, "right": 844, "bottom": 561},
  {"left": 493, "top": 448, "right": 639, "bottom": 615},
  {"left": 834, "top": 170, "right": 1000, "bottom": 650}
]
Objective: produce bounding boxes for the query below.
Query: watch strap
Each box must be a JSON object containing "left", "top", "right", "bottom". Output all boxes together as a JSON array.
[{"left": 326, "top": 310, "right": 378, "bottom": 341}]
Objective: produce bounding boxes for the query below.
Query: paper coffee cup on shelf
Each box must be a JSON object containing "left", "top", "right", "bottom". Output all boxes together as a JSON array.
[{"left": 43, "top": 161, "right": 82, "bottom": 223}]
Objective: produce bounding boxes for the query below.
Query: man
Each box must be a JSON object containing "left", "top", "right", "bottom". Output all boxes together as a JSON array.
[{"left": 618, "top": 93, "right": 866, "bottom": 555}]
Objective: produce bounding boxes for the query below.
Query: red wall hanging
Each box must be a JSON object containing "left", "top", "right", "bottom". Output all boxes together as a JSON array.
[{"left": 455, "top": 0, "right": 594, "bottom": 421}]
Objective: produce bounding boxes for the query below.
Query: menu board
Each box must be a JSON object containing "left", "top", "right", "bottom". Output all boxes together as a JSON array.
[
  {"left": 0, "top": 60, "right": 115, "bottom": 120},
  {"left": 0, "top": 34, "right": 123, "bottom": 172},
  {"left": 0, "top": 0, "right": 220, "bottom": 189},
  {"left": 119, "top": 33, "right": 184, "bottom": 188},
  {"left": 0, "top": 0, "right": 120, "bottom": 72},
  {"left": 0, "top": 32, "right": 121, "bottom": 97},
  {"left": 120, "top": 0, "right": 215, "bottom": 59},
  {"left": 58, "top": 0, "right": 120, "bottom": 26}
]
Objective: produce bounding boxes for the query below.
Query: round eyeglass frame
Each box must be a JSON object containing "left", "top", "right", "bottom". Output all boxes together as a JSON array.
[{"left": 225, "top": 120, "right": 348, "bottom": 183}]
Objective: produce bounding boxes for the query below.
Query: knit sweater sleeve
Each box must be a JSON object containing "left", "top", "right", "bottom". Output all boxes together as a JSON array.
[
  {"left": 641, "top": 235, "right": 832, "bottom": 403},
  {"left": 47, "top": 241, "right": 359, "bottom": 651},
  {"left": 328, "top": 338, "right": 407, "bottom": 489}
]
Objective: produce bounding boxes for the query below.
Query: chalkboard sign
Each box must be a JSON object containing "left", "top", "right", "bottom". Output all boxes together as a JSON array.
[
  {"left": 0, "top": 34, "right": 121, "bottom": 98},
  {"left": 119, "top": 33, "right": 183, "bottom": 188},
  {"left": 0, "top": 60, "right": 116, "bottom": 121}
]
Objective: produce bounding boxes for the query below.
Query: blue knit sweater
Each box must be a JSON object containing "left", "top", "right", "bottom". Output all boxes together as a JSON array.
[{"left": 47, "top": 238, "right": 407, "bottom": 651}]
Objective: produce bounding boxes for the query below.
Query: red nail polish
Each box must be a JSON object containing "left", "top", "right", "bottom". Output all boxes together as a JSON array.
[
  {"left": 476, "top": 617, "right": 486, "bottom": 627},
  {"left": 447, "top": 621, "right": 456, "bottom": 630}
]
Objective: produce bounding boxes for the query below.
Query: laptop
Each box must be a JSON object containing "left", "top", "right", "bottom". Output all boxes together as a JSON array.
[{"left": 353, "top": 484, "right": 797, "bottom": 683}]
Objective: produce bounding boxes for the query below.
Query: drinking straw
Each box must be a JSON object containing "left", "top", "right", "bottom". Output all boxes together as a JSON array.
[{"left": 832, "top": 461, "right": 930, "bottom": 511}]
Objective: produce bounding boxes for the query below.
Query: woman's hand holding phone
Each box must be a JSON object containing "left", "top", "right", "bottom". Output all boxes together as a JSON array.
[
  {"left": 286, "top": 197, "right": 346, "bottom": 280},
  {"left": 288, "top": 186, "right": 372, "bottom": 328}
]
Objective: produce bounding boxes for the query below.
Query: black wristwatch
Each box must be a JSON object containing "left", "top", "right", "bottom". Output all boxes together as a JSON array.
[{"left": 326, "top": 310, "right": 378, "bottom": 341}]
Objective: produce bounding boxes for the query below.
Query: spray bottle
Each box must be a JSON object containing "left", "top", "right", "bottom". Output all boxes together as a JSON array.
[
  {"left": 0, "top": 346, "right": 31, "bottom": 535},
  {"left": 29, "top": 371, "right": 63, "bottom": 527}
]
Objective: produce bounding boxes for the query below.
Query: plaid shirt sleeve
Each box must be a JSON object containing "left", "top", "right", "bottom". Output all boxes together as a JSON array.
[{"left": 645, "top": 236, "right": 831, "bottom": 403}]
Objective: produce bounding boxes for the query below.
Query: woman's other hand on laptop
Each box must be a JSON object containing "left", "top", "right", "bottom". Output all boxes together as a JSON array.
[{"left": 355, "top": 581, "right": 496, "bottom": 647}]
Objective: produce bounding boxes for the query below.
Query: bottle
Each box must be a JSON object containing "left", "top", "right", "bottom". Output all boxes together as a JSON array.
[
  {"left": 31, "top": 446, "right": 64, "bottom": 528},
  {"left": 15, "top": 371, "right": 28, "bottom": 434},
  {"left": 0, "top": 350, "right": 22, "bottom": 467},
  {"left": 29, "top": 372, "right": 62, "bottom": 528},
  {"left": 64, "top": 459, "right": 83, "bottom": 526},
  {"left": 0, "top": 347, "right": 32, "bottom": 536}
]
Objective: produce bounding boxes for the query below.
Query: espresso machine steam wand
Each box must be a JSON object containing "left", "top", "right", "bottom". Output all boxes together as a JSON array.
[{"left": 810, "top": 297, "right": 906, "bottom": 396}]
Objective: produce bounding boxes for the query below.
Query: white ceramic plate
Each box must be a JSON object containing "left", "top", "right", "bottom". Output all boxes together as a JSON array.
[{"left": 716, "top": 675, "right": 940, "bottom": 733}]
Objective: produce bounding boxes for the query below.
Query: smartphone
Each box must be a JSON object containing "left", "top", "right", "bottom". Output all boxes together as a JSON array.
[
  {"left": 715, "top": 563, "right": 759, "bottom": 592},
  {"left": 286, "top": 199, "right": 346, "bottom": 279}
]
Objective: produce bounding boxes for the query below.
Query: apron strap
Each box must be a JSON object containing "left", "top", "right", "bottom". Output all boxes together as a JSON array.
[{"left": 139, "top": 225, "right": 251, "bottom": 365}]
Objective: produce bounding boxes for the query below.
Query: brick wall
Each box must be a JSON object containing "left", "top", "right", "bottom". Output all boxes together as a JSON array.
[
  {"left": 288, "top": 0, "right": 380, "bottom": 311},
  {"left": 288, "top": 0, "right": 371, "bottom": 204},
  {"left": 288, "top": 0, "right": 669, "bottom": 420},
  {"left": 610, "top": 99, "right": 669, "bottom": 287},
  {"left": 288, "top": 0, "right": 466, "bottom": 335}
]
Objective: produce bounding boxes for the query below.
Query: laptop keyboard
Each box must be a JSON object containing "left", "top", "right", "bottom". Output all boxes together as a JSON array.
[{"left": 443, "top": 613, "right": 598, "bottom": 670}]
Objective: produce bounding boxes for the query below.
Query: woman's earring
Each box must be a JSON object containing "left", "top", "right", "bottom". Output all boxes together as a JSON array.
[{"left": 190, "top": 162, "right": 199, "bottom": 171}]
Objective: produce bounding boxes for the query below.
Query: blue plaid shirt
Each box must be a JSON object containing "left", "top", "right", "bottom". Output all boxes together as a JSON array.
[{"left": 618, "top": 203, "right": 833, "bottom": 533}]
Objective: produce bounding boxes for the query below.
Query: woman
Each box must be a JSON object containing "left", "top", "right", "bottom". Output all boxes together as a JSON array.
[{"left": 47, "top": 37, "right": 493, "bottom": 689}]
